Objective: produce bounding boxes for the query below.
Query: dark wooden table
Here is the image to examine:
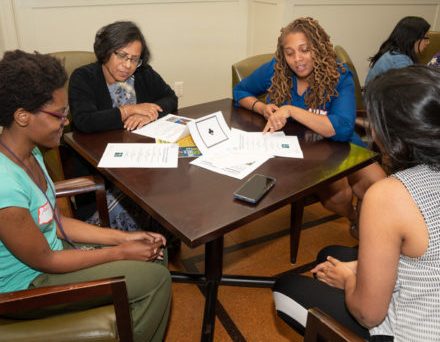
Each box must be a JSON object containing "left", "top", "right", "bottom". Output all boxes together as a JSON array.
[{"left": 64, "top": 98, "right": 377, "bottom": 341}]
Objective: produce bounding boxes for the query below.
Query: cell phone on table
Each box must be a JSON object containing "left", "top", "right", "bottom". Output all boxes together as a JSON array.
[{"left": 233, "top": 174, "right": 276, "bottom": 204}]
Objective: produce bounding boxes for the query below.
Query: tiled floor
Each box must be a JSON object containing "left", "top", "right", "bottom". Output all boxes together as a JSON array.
[{"left": 165, "top": 202, "right": 358, "bottom": 341}]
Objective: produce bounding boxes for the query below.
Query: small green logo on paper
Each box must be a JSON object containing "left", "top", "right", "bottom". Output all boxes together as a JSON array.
[
  {"left": 281, "top": 144, "right": 289, "bottom": 149},
  {"left": 114, "top": 152, "right": 123, "bottom": 157}
]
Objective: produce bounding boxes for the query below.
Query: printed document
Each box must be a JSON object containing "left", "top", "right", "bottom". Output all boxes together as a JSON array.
[
  {"left": 98, "top": 143, "right": 178, "bottom": 168},
  {"left": 132, "top": 114, "right": 193, "bottom": 142},
  {"left": 190, "top": 151, "right": 271, "bottom": 180},
  {"left": 187, "top": 111, "right": 231, "bottom": 154},
  {"left": 230, "top": 128, "right": 303, "bottom": 158}
]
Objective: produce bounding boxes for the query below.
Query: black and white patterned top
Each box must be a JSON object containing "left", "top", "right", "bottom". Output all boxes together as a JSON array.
[{"left": 370, "top": 164, "right": 440, "bottom": 341}]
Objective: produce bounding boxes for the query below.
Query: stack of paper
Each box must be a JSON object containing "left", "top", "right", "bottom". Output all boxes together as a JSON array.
[
  {"left": 132, "top": 114, "right": 193, "bottom": 143},
  {"left": 187, "top": 111, "right": 303, "bottom": 179}
]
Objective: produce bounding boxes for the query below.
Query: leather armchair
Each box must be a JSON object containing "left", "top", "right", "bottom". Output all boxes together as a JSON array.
[{"left": 0, "top": 176, "right": 128, "bottom": 342}]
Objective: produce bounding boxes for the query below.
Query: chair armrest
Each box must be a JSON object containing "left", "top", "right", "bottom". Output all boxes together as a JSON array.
[
  {"left": 304, "top": 307, "right": 364, "bottom": 342},
  {"left": 55, "top": 175, "right": 109, "bottom": 227},
  {"left": 0, "top": 277, "right": 133, "bottom": 342}
]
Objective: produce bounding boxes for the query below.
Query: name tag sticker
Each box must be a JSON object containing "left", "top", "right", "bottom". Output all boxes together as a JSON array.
[{"left": 38, "top": 202, "right": 53, "bottom": 225}]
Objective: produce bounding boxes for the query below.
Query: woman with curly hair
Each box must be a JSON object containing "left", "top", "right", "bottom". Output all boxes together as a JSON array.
[{"left": 233, "top": 17, "right": 385, "bottom": 232}]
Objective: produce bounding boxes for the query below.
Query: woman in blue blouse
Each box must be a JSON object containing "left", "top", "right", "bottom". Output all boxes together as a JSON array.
[
  {"left": 233, "top": 17, "right": 385, "bottom": 233},
  {"left": 365, "top": 16, "right": 430, "bottom": 85}
]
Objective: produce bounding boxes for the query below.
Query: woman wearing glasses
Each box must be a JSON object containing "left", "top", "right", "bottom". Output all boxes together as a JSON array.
[
  {"left": 69, "top": 20, "right": 177, "bottom": 132},
  {"left": 67, "top": 21, "right": 181, "bottom": 238},
  {"left": 0, "top": 50, "right": 171, "bottom": 342},
  {"left": 365, "top": 16, "right": 430, "bottom": 85}
]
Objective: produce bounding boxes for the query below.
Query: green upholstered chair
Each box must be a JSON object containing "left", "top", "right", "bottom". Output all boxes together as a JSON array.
[
  {"left": 334, "top": 45, "right": 370, "bottom": 140},
  {"left": 232, "top": 53, "right": 274, "bottom": 88},
  {"left": 43, "top": 51, "right": 97, "bottom": 203},
  {"left": 0, "top": 177, "right": 127, "bottom": 342},
  {"left": 419, "top": 31, "right": 440, "bottom": 64},
  {"left": 48, "top": 51, "right": 96, "bottom": 132},
  {"left": 304, "top": 307, "right": 364, "bottom": 342},
  {"left": 334, "top": 45, "right": 364, "bottom": 114}
]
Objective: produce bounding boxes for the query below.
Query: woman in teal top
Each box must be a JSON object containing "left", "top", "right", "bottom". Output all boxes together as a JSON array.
[
  {"left": 0, "top": 50, "right": 171, "bottom": 342},
  {"left": 234, "top": 17, "right": 385, "bottom": 234}
]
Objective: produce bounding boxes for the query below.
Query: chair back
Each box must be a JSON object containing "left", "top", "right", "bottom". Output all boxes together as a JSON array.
[
  {"left": 49, "top": 50, "right": 96, "bottom": 80},
  {"left": 43, "top": 51, "right": 97, "bottom": 210},
  {"left": 419, "top": 31, "right": 440, "bottom": 64},
  {"left": 334, "top": 45, "right": 364, "bottom": 112},
  {"left": 232, "top": 53, "right": 273, "bottom": 88},
  {"left": 304, "top": 307, "right": 364, "bottom": 342}
]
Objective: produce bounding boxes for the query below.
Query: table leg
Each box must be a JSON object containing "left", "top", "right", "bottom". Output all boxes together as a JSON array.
[
  {"left": 201, "top": 236, "right": 224, "bottom": 342},
  {"left": 290, "top": 198, "right": 305, "bottom": 264}
]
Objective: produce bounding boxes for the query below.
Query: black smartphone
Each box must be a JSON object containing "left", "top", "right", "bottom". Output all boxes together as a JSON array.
[{"left": 233, "top": 174, "right": 276, "bottom": 204}]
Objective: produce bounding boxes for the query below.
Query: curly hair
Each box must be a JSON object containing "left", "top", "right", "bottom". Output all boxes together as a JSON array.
[
  {"left": 268, "top": 17, "right": 343, "bottom": 111},
  {"left": 365, "top": 65, "right": 440, "bottom": 172},
  {"left": 0, "top": 50, "right": 67, "bottom": 127},
  {"left": 94, "top": 21, "right": 150, "bottom": 66}
]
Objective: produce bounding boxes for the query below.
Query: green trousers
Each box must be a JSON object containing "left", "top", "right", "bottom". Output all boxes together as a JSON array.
[{"left": 30, "top": 259, "right": 171, "bottom": 342}]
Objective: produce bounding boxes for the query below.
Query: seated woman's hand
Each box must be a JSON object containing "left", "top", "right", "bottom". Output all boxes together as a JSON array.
[
  {"left": 124, "top": 231, "right": 165, "bottom": 244},
  {"left": 262, "top": 103, "right": 279, "bottom": 119},
  {"left": 118, "top": 239, "right": 165, "bottom": 261},
  {"left": 123, "top": 113, "right": 154, "bottom": 131},
  {"left": 263, "top": 106, "right": 290, "bottom": 132},
  {"left": 132, "top": 103, "right": 162, "bottom": 120},
  {"left": 311, "top": 256, "right": 356, "bottom": 290}
]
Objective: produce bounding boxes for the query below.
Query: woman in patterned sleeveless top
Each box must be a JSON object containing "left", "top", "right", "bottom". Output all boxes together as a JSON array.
[{"left": 272, "top": 65, "right": 440, "bottom": 341}]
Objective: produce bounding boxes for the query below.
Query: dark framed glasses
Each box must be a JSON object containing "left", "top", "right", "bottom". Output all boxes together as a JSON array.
[{"left": 114, "top": 51, "right": 142, "bottom": 68}]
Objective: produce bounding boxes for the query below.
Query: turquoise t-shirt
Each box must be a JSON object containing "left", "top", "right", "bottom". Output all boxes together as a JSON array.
[{"left": 0, "top": 147, "right": 63, "bottom": 293}]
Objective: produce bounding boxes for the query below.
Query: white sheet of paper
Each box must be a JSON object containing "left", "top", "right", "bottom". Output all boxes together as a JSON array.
[
  {"left": 98, "top": 143, "right": 178, "bottom": 168},
  {"left": 190, "top": 151, "right": 271, "bottom": 180},
  {"left": 230, "top": 128, "right": 303, "bottom": 158},
  {"left": 132, "top": 114, "right": 193, "bottom": 142},
  {"left": 187, "top": 111, "right": 231, "bottom": 154}
]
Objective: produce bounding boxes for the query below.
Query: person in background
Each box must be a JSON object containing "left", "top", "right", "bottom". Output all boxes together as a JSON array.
[
  {"left": 0, "top": 50, "right": 171, "bottom": 342},
  {"left": 233, "top": 17, "right": 385, "bottom": 235},
  {"left": 273, "top": 65, "right": 440, "bottom": 341},
  {"left": 68, "top": 22, "right": 180, "bottom": 251},
  {"left": 365, "top": 16, "right": 430, "bottom": 85},
  {"left": 69, "top": 20, "right": 177, "bottom": 132}
]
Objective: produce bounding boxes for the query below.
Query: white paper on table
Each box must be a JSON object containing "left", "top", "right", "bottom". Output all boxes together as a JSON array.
[
  {"left": 98, "top": 143, "right": 178, "bottom": 168},
  {"left": 187, "top": 111, "right": 231, "bottom": 154},
  {"left": 132, "top": 114, "right": 193, "bottom": 142},
  {"left": 190, "top": 151, "right": 271, "bottom": 180},
  {"left": 230, "top": 128, "right": 303, "bottom": 158}
]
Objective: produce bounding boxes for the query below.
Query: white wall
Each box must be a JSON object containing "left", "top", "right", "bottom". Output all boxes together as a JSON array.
[
  {"left": 248, "top": 0, "right": 440, "bottom": 85},
  {"left": 0, "top": 0, "right": 248, "bottom": 107},
  {"left": 0, "top": 0, "right": 438, "bottom": 106}
]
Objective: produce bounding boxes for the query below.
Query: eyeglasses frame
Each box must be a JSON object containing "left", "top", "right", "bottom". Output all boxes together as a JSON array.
[{"left": 113, "top": 51, "right": 143, "bottom": 68}]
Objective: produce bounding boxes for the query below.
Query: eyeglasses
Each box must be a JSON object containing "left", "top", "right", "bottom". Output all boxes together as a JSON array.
[
  {"left": 114, "top": 51, "right": 142, "bottom": 68},
  {"left": 423, "top": 36, "right": 430, "bottom": 41},
  {"left": 40, "top": 106, "right": 69, "bottom": 121}
]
